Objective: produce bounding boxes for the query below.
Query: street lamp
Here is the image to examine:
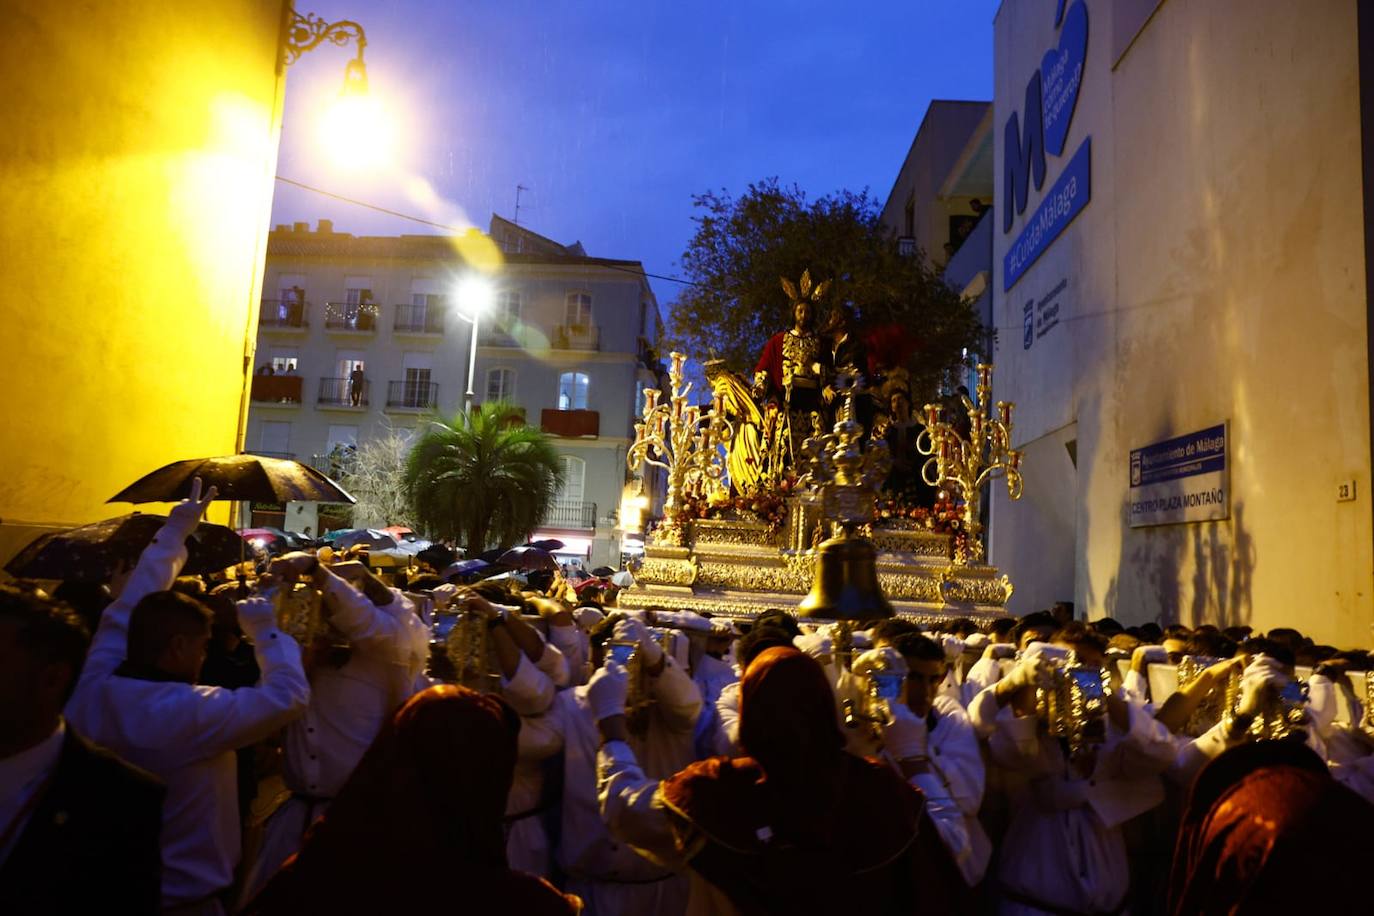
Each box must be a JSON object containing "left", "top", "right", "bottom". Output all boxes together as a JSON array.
[
  {"left": 455, "top": 276, "right": 495, "bottom": 414},
  {"left": 282, "top": 11, "right": 390, "bottom": 170}
]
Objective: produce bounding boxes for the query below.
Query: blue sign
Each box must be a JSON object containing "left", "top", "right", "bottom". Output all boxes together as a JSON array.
[
  {"left": 1003, "top": 138, "right": 1091, "bottom": 291},
  {"left": 1002, "top": 0, "right": 1091, "bottom": 286},
  {"left": 1022, "top": 300, "right": 1035, "bottom": 350},
  {"left": 1128, "top": 424, "right": 1229, "bottom": 527}
]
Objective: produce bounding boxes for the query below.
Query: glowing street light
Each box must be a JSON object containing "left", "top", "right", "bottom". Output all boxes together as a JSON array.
[
  {"left": 283, "top": 12, "right": 391, "bottom": 171},
  {"left": 455, "top": 276, "right": 495, "bottom": 414}
]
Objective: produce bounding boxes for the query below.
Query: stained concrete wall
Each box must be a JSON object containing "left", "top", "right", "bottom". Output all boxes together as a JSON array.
[
  {"left": 0, "top": 1, "right": 289, "bottom": 558},
  {"left": 990, "top": 0, "right": 1372, "bottom": 646}
]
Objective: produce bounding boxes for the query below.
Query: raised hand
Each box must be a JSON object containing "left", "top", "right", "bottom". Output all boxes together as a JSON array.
[{"left": 167, "top": 476, "right": 218, "bottom": 532}]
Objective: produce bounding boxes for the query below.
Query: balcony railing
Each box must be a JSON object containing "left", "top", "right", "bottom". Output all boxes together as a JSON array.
[
  {"left": 897, "top": 236, "right": 917, "bottom": 257},
  {"left": 479, "top": 325, "right": 522, "bottom": 347},
  {"left": 310, "top": 452, "right": 356, "bottom": 478},
  {"left": 386, "top": 380, "right": 439, "bottom": 410},
  {"left": 541, "top": 408, "right": 599, "bottom": 438},
  {"left": 318, "top": 377, "right": 370, "bottom": 407},
  {"left": 544, "top": 501, "right": 596, "bottom": 529},
  {"left": 393, "top": 304, "right": 445, "bottom": 334},
  {"left": 259, "top": 299, "right": 309, "bottom": 329},
  {"left": 554, "top": 324, "right": 600, "bottom": 350},
  {"left": 250, "top": 374, "right": 303, "bottom": 403},
  {"left": 323, "top": 302, "right": 378, "bottom": 332}
]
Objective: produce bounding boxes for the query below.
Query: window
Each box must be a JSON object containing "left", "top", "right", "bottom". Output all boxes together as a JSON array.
[
  {"left": 558, "top": 371, "right": 589, "bottom": 410},
  {"left": 258, "top": 421, "right": 291, "bottom": 456},
  {"left": 495, "top": 290, "right": 521, "bottom": 326},
  {"left": 335, "top": 350, "right": 366, "bottom": 380},
  {"left": 557, "top": 455, "right": 586, "bottom": 505},
  {"left": 486, "top": 367, "right": 515, "bottom": 401},
  {"left": 564, "top": 292, "right": 592, "bottom": 328},
  {"left": 270, "top": 349, "right": 298, "bottom": 374},
  {"left": 325, "top": 425, "right": 358, "bottom": 451}
]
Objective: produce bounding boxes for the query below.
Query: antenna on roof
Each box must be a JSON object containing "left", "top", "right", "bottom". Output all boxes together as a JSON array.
[{"left": 514, "top": 184, "right": 530, "bottom": 226}]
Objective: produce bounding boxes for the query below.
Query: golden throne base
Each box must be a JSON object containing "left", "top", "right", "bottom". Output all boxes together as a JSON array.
[{"left": 619, "top": 512, "right": 1013, "bottom": 627}]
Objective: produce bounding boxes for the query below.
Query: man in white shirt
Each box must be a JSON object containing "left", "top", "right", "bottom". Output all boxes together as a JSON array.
[
  {"left": 878, "top": 634, "right": 992, "bottom": 888},
  {"left": 241, "top": 553, "right": 430, "bottom": 900},
  {"left": 66, "top": 480, "right": 311, "bottom": 915},
  {"left": 0, "top": 585, "right": 165, "bottom": 913},
  {"left": 522, "top": 614, "right": 702, "bottom": 916}
]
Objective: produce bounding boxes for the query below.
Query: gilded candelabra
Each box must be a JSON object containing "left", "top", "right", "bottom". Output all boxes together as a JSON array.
[
  {"left": 917, "top": 363, "right": 1024, "bottom": 564},
  {"left": 628, "top": 352, "right": 731, "bottom": 545}
]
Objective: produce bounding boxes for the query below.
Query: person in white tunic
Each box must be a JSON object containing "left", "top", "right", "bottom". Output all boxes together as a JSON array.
[
  {"left": 969, "top": 625, "right": 1175, "bottom": 916},
  {"left": 522, "top": 614, "right": 702, "bottom": 916},
  {"left": 874, "top": 634, "right": 992, "bottom": 888},
  {"left": 239, "top": 553, "right": 430, "bottom": 901},
  {"left": 66, "top": 480, "right": 310, "bottom": 915}
]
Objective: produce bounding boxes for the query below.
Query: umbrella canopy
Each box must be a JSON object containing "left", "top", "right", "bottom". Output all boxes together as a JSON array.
[
  {"left": 528, "top": 538, "right": 565, "bottom": 551},
  {"left": 330, "top": 529, "right": 399, "bottom": 551},
  {"left": 611, "top": 570, "right": 636, "bottom": 588},
  {"left": 443, "top": 558, "right": 490, "bottom": 578},
  {"left": 6, "top": 514, "right": 251, "bottom": 581},
  {"left": 496, "top": 545, "right": 559, "bottom": 573},
  {"left": 477, "top": 548, "right": 506, "bottom": 564},
  {"left": 109, "top": 455, "right": 354, "bottom": 505},
  {"left": 382, "top": 525, "right": 416, "bottom": 540},
  {"left": 573, "top": 576, "right": 608, "bottom": 594},
  {"left": 591, "top": 566, "right": 616, "bottom": 577}
]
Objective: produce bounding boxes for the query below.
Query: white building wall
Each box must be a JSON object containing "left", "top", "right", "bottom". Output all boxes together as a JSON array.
[
  {"left": 247, "top": 231, "right": 659, "bottom": 566},
  {"left": 990, "top": 0, "right": 1372, "bottom": 646}
]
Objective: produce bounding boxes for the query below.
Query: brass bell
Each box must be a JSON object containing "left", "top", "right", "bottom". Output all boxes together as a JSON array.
[{"left": 797, "top": 531, "right": 894, "bottom": 621}]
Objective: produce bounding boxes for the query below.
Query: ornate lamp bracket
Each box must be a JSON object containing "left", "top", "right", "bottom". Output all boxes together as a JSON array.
[{"left": 283, "top": 10, "right": 368, "bottom": 70}]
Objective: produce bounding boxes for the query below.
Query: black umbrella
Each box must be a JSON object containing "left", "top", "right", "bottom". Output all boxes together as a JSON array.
[
  {"left": 496, "top": 545, "right": 559, "bottom": 572},
  {"left": 109, "top": 455, "right": 354, "bottom": 505},
  {"left": 5, "top": 514, "right": 253, "bottom": 581},
  {"left": 477, "top": 548, "right": 506, "bottom": 564},
  {"left": 590, "top": 565, "right": 616, "bottom": 577},
  {"left": 528, "top": 538, "right": 565, "bottom": 551}
]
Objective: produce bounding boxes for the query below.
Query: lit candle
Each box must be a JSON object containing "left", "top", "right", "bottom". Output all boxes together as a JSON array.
[
  {"left": 997, "top": 400, "right": 1012, "bottom": 425},
  {"left": 924, "top": 403, "right": 940, "bottom": 428},
  {"left": 977, "top": 364, "right": 993, "bottom": 389}
]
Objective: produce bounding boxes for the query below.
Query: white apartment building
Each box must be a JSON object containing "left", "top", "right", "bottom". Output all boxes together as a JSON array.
[{"left": 246, "top": 215, "right": 664, "bottom": 567}]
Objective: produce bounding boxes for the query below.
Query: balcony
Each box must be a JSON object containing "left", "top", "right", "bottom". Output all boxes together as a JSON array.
[
  {"left": 310, "top": 452, "right": 356, "bottom": 479},
  {"left": 317, "top": 377, "right": 370, "bottom": 409},
  {"left": 259, "top": 299, "right": 309, "bottom": 330},
  {"left": 543, "top": 501, "right": 596, "bottom": 530},
  {"left": 553, "top": 324, "right": 600, "bottom": 351},
  {"left": 943, "top": 208, "right": 992, "bottom": 297},
  {"left": 541, "top": 408, "right": 599, "bottom": 438},
  {"left": 323, "top": 302, "right": 378, "bottom": 334},
  {"left": 385, "top": 380, "right": 439, "bottom": 411},
  {"left": 479, "top": 325, "right": 523, "bottom": 348},
  {"left": 393, "top": 304, "right": 445, "bottom": 335},
  {"left": 250, "top": 374, "right": 303, "bottom": 404}
]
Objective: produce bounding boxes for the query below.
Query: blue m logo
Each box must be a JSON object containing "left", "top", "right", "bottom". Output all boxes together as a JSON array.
[{"left": 1003, "top": 71, "right": 1046, "bottom": 235}]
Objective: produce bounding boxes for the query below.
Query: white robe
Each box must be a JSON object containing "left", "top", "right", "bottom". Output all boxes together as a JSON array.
[
  {"left": 990, "top": 700, "right": 1173, "bottom": 915},
  {"left": 521, "top": 657, "right": 702, "bottom": 916}
]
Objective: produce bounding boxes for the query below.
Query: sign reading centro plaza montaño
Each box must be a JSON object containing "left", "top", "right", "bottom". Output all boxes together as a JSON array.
[
  {"left": 1128, "top": 424, "right": 1229, "bottom": 528},
  {"left": 1002, "top": 0, "right": 1092, "bottom": 292}
]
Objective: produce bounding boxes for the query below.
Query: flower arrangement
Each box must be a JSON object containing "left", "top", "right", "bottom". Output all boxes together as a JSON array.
[
  {"left": 679, "top": 481, "right": 792, "bottom": 536},
  {"left": 875, "top": 490, "right": 962, "bottom": 536}
]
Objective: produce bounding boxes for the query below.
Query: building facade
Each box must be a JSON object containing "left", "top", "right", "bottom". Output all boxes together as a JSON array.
[
  {"left": 981, "top": 0, "right": 1373, "bottom": 645},
  {"left": 0, "top": 0, "right": 288, "bottom": 564},
  {"left": 247, "top": 216, "right": 664, "bottom": 568}
]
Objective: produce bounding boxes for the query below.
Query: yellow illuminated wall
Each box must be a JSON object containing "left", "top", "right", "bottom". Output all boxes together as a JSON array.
[{"left": 0, "top": 1, "right": 290, "bottom": 560}]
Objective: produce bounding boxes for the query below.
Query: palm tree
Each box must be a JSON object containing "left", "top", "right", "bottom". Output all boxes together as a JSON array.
[{"left": 403, "top": 402, "right": 563, "bottom": 555}]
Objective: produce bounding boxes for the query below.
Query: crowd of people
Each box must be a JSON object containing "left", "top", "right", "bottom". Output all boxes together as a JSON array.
[{"left": 3, "top": 480, "right": 1373, "bottom": 914}]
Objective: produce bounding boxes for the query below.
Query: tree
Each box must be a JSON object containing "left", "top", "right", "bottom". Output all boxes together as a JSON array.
[
  {"left": 403, "top": 402, "right": 563, "bottom": 555},
  {"left": 345, "top": 429, "right": 417, "bottom": 530},
  {"left": 670, "top": 178, "right": 984, "bottom": 398}
]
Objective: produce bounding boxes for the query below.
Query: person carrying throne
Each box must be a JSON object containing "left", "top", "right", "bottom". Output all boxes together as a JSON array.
[{"left": 753, "top": 270, "right": 831, "bottom": 466}]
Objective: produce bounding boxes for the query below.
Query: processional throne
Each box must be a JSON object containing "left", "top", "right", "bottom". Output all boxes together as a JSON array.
[{"left": 620, "top": 341, "right": 1025, "bottom": 625}]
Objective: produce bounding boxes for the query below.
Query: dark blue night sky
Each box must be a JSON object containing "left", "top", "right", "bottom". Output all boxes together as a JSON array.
[{"left": 272, "top": 0, "right": 1000, "bottom": 315}]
